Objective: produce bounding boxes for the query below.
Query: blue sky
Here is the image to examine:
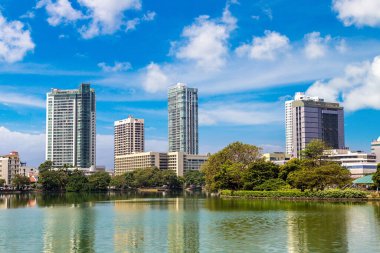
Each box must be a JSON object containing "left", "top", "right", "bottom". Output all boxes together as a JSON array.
[{"left": 1, "top": 0, "right": 380, "bottom": 168}]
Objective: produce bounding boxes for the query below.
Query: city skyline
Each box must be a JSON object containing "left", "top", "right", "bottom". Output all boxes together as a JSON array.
[{"left": 1, "top": 0, "right": 380, "bottom": 168}]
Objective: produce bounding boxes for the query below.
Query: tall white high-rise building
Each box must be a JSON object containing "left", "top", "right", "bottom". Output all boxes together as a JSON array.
[
  {"left": 285, "top": 92, "right": 345, "bottom": 157},
  {"left": 46, "top": 83, "right": 96, "bottom": 168},
  {"left": 114, "top": 116, "right": 144, "bottom": 170},
  {"left": 168, "top": 83, "right": 198, "bottom": 155}
]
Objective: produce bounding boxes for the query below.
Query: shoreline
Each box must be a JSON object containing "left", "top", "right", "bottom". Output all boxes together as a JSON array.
[{"left": 220, "top": 195, "right": 380, "bottom": 202}]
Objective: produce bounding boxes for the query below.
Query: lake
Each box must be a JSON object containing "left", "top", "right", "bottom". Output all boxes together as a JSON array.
[{"left": 0, "top": 192, "right": 379, "bottom": 253}]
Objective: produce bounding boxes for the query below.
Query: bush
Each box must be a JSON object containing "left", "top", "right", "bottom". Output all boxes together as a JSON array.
[
  {"left": 220, "top": 189, "right": 367, "bottom": 199},
  {"left": 254, "top": 178, "right": 287, "bottom": 191}
]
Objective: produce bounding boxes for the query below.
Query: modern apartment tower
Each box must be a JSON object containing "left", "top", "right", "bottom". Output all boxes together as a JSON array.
[
  {"left": 285, "top": 92, "right": 345, "bottom": 157},
  {"left": 46, "top": 83, "right": 96, "bottom": 168},
  {"left": 168, "top": 83, "right": 198, "bottom": 154},
  {"left": 114, "top": 116, "right": 144, "bottom": 169}
]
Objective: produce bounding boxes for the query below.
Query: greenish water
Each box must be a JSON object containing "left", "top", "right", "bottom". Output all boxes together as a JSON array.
[{"left": 0, "top": 192, "right": 380, "bottom": 253}]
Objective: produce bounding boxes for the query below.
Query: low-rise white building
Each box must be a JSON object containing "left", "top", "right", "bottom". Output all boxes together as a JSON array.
[
  {"left": 324, "top": 149, "right": 377, "bottom": 178},
  {"left": 114, "top": 152, "right": 209, "bottom": 176}
]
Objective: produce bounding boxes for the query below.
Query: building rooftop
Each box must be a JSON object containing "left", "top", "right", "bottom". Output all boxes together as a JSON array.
[{"left": 353, "top": 174, "right": 374, "bottom": 184}]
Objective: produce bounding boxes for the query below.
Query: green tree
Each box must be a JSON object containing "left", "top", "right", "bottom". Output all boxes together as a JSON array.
[
  {"left": 66, "top": 170, "right": 89, "bottom": 192},
  {"left": 12, "top": 175, "right": 30, "bottom": 190},
  {"left": 287, "top": 163, "right": 351, "bottom": 191},
  {"left": 40, "top": 170, "right": 68, "bottom": 191},
  {"left": 183, "top": 170, "right": 205, "bottom": 187},
  {"left": 242, "top": 161, "right": 280, "bottom": 190},
  {"left": 110, "top": 175, "right": 127, "bottom": 190},
  {"left": 202, "top": 142, "right": 262, "bottom": 191},
  {"left": 133, "top": 167, "right": 161, "bottom": 187},
  {"left": 39, "top": 161, "right": 54, "bottom": 173},
  {"left": 254, "top": 178, "right": 287, "bottom": 191},
  {"left": 372, "top": 164, "right": 380, "bottom": 191},
  {"left": 301, "top": 139, "right": 329, "bottom": 167},
  {"left": 88, "top": 172, "right": 111, "bottom": 191},
  {"left": 160, "top": 170, "right": 182, "bottom": 189},
  {"left": 279, "top": 158, "right": 303, "bottom": 181},
  {"left": 0, "top": 179, "right": 5, "bottom": 187}
]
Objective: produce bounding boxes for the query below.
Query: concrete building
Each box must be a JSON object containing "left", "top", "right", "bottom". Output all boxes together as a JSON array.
[
  {"left": 46, "top": 83, "right": 96, "bottom": 169},
  {"left": 262, "top": 152, "right": 291, "bottom": 165},
  {"left": 324, "top": 149, "right": 377, "bottom": 178},
  {"left": 168, "top": 83, "right": 198, "bottom": 155},
  {"left": 114, "top": 116, "right": 144, "bottom": 171},
  {"left": 371, "top": 137, "right": 380, "bottom": 163},
  {"left": 285, "top": 92, "right": 345, "bottom": 158},
  {"left": 114, "top": 152, "right": 208, "bottom": 176},
  {"left": 0, "top": 151, "right": 21, "bottom": 185}
]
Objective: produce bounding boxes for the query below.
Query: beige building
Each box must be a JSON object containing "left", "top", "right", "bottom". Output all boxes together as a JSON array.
[
  {"left": 262, "top": 152, "right": 291, "bottom": 165},
  {"left": 0, "top": 151, "right": 21, "bottom": 185},
  {"left": 114, "top": 152, "right": 208, "bottom": 176}
]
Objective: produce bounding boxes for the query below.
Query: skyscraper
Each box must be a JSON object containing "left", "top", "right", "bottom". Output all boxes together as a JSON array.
[
  {"left": 168, "top": 83, "right": 198, "bottom": 154},
  {"left": 285, "top": 92, "right": 345, "bottom": 157},
  {"left": 114, "top": 116, "right": 144, "bottom": 170},
  {"left": 46, "top": 83, "right": 96, "bottom": 168}
]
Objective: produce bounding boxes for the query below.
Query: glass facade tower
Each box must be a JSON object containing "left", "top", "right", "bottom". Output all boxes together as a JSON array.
[
  {"left": 46, "top": 83, "right": 96, "bottom": 168},
  {"left": 168, "top": 83, "right": 198, "bottom": 155}
]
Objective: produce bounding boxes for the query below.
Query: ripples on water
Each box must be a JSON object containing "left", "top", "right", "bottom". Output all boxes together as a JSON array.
[{"left": 0, "top": 192, "right": 379, "bottom": 253}]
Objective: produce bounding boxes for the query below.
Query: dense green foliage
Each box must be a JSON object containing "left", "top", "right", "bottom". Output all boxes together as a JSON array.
[
  {"left": 12, "top": 175, "right": 30, "bottom": 189},
  {"left": 38, "top": 161, "right": 53, "bottom": 173},
  {"left": 88, "top": 172, "right": 111, "bottom": 191},
  {"left": 373, "top": 164, "right": 380, "bottom": 190},
  {"left": 0, "top": 179, "right": 5, "bottom": 187},
  {"left": 39, "top": 170, "right": 68, "bottom": 191},
  {"left": 220, "top": 189, "right": 368, "bottom": 199},
  {"left": 183, "top": 171, "right": 205, "bottom": 187},
  {"left": 66, "top": 170, "right": 89, "bottom": 192},
  {"left": 203, "top": 140, "right": 353, "bottom": 192}
]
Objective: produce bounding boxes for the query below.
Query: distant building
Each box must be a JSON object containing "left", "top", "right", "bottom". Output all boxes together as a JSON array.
[
  {"left": 168, "top": 83, "right": 198, "bottom": 155},
  {"left": 324, "top": 149, "right": 377, "bottom": 178},
  {"left": 371, "top": 137, "right": 380, "bottom": 163},
  {"left": 262, "top": 152, "right": 291, "bottom": 165},
  {"left": 114, "top": 152, "right": 208, "bottom": 177},
  {"left": 285, "top": 92, "right": 345, "bottom": 157},
  {"left": 0, "top": 151, "right": 21, "bottom": 185},
  {"left": 114, "top": 116, "right": 144, "bottom": 171},
  {"left": 46, "top": 83, "right": 96, "bottom": 169}
]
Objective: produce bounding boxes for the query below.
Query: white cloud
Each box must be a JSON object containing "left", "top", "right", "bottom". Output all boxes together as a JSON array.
[
  {"left": 77, "top": 0, "right": 141, "bottom": 38},
  {"left": 171, "top": 5, "right": 237, "bottom": 71},
  {"left": 304, "top": 32, "right": 331, "bottom": 59},
  {"left": 306, "top": 55, "right": 380, "bottom": 111},
  {"left": 199, "top": 101, "right": 283, "bottom": 126},
  {"left": 125, "top": 11, "right": 155, "bottom": 31},
  {"left": 142, "top": 62, "right": 170, "bottom": 93},
  {"left": 37, "top": 0, "right": 144, "bottom": 38},
  {"left": 98, "top": 61, "right": 132, "bottom": 72},
  {"left": 36, "top": 0, "right": 83, "bottom": 26},
  {"left": 0, "top": 92, "right": 45, "bottom": 108},
  {"left": 0, "top": 12, "right": 35, "bottom": 63},
  {"left": 333, "top": 0, "right": 380, "bottom": 27},
  {"left": 235, "top": 30, "right": 290, "bottom": 60},
  {"left": 0, "top": 127, "right": 45, "bottom": 167}
]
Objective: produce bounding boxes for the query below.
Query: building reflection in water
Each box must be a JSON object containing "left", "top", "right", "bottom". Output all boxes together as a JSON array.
[
  {"left": 286, "top": 203, "right": 349, "bottom": 253},
  {"left": 42, "top": 202, "right": 95, "bottom": 253},
  {"left": 113, "top": 196, "right": 200, "bottom": 253}
]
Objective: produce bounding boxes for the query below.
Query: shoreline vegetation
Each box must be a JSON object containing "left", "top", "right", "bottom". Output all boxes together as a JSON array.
[{"left": 3, "top": 140, "right": 380, "bottom": 201}]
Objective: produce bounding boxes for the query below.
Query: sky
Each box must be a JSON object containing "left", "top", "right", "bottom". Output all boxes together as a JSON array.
[{"left": 1, "top": 0, "right": 380, "bottom": 169}]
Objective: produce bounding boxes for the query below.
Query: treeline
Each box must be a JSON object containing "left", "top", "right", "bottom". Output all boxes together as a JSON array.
[
  {"left": 38, "top": 162, "right": 205, "bottom": 192},
  {"left": 202, "top": 140, "right": 352, "bottom": 192}
]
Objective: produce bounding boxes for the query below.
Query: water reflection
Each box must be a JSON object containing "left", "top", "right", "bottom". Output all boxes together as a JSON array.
[{"left": 0, "top": 193, "right": 380, "bottom": 253}]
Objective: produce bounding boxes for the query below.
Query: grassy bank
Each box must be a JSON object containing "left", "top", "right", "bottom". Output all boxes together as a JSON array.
[{"left": 220, "top": 189, "right": 368, "bottom": 199}]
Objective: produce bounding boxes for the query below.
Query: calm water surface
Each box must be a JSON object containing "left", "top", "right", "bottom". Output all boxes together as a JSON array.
[{"left": 0, "top": 192, "right": 379, "bottom": 253}]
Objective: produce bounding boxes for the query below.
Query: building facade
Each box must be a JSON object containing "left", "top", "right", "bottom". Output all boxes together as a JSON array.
[
  {"left": 0, "top": 151, "right": 21, "bottom": 185},
  {"left": 168, "top": 83, "right": 198, "bottom": 155},
  {"left": 286, "top": 92, "right": 345, "bottom": 157},
  {"left": 114, "top": 152, "right": 208, "bottom": 176},
  {"left": 371, "top": 137, "right": 380, "bottom": 163},
  {"left": 46, "top": 83, "right": 96, "bottom": 169},
  {"left": 324, "top": 149, "right": 377, "bottom": 178},
  {"left": 262, "top": 152, "right": 291, "bottom": 165},
  {"left": 114, "top": 116, "right": 144, "bottom": 171}
]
